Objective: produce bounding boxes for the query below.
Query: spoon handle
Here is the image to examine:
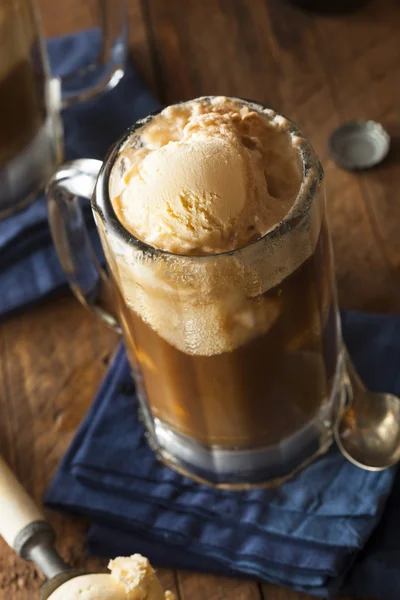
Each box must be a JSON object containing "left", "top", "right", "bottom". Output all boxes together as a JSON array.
[
  {"left": 0, "top": 455, "right": 44, "bottom": 549},
  {"left": 344, "top": 347, "right": 366, "bottom": 392}
]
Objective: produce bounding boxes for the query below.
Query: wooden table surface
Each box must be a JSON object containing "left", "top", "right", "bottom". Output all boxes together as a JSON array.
[{"left": 2, "top": 0, "right": 400, "bottom": 598}]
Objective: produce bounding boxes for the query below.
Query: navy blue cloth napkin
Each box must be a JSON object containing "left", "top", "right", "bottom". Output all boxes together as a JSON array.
[
  {"left": 45, "top": 311, "right": 400, "bottom": 599},
  {"left": 0, "top": 31, "right": 160, "bottom": 318}
]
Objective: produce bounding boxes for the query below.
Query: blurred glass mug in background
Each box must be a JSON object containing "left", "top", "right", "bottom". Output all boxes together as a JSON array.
[
  {"left": 46, "top": 98, "right": 347, "bottom": 489},
  {"left": 0, "top": 0, "right": 127, "bottom": 218}
]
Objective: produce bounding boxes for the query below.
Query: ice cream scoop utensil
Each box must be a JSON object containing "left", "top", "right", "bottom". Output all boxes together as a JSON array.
[{"left": 0, "top": 456, "right": 171, "bottom": 600}]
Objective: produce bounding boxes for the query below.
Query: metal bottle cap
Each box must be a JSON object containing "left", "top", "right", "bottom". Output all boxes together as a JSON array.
[{"left": 328, "top": 120, "right": 390, "bottom": 170}]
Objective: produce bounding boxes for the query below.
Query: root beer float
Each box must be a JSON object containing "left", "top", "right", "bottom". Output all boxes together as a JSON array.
[{"left": 95, "top": 97, "right": 343, "bottom": 487}]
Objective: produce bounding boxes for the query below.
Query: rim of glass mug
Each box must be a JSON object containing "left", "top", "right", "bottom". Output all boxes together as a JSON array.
[{"left": 93, "top": 97, "right": 324, "bottom": 261}]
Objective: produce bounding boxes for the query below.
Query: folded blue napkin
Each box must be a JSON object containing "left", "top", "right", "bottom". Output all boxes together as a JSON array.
[
  {"left": 0, "top": 31, "right": 160, "bottom": 319},
  {"left": 45, "top": 311, "right": 400, "bottom": 599}
]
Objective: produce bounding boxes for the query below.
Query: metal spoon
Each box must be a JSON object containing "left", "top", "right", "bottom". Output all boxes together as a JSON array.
[{"left": 334, "top": 352, "right": 400, "bottom": 470}]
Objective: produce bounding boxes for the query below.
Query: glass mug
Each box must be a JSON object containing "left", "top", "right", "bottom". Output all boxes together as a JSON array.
[
  {"left": 47, "top": 99, "right": 346, "bottom": 488},
  {"left": 0, "top": 0, "right": 127, "bottom": 217}
]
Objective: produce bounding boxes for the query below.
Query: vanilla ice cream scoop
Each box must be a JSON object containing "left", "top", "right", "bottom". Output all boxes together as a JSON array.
[
  {"left": 48, "top": 574, "right": 127, "bottom": 600},
  {"left": 116, "top": 135, "right": 248, "bottom": 254},
  {"left": 110, "top": 97, "right": 302, "bottom": 255},
  {"left": 49, "top": 554, "right": 174, "bottom": 600}
]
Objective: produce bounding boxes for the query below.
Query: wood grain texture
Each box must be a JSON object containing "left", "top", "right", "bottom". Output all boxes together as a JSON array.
[{"left": 1, "top": 0, "right": 398, "bottom": 599}]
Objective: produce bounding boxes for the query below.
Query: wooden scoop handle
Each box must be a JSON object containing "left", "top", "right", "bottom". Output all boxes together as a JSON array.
[
  {"left": 0, "top": 456, "right": 44, "bottom": 550},
  {"left": 0, "top": 456, "right": 69, "bottom": 580}
]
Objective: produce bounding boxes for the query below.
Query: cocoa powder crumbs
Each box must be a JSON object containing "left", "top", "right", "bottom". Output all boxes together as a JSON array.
[{"left": 0, "top": 555, "right": 43, "bottom": 592}]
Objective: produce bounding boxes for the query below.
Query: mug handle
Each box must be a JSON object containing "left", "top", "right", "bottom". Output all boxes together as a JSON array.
[{"left": 46, "top": 159, "right": 121, "bottom": 334}]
